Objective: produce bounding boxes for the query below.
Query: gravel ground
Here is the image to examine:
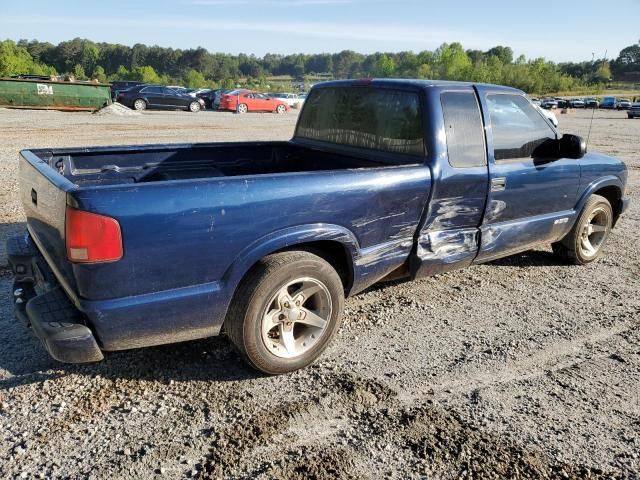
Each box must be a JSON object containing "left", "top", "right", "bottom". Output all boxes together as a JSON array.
[{"left": 0, "top": 107, "right": 638, "bottom": 479}]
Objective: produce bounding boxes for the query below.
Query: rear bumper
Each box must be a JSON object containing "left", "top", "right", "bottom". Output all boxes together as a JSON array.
[{"left": 8, "top": 234, "right": 103, "bottom": 363}]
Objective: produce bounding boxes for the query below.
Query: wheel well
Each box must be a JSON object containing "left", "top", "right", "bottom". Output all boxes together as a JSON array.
[
  {"left": 594, "top": 186, "right": 622, "bottom": 224},
  {"left": 275, "top": 241, "right": 353, "bottom": 293}
]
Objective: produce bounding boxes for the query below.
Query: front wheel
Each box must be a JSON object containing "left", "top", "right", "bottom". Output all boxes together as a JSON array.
[
  {"left": 237, "top": 103, "right": 248, "bottom": 114},
  {"left": 225, "top": 251, "right": 344, "bottom": 374},
  {"left": 552, "top": 194, "right": 613, "bottom": 264},
  {"left": 189, "top": 101, "right": 201, "bottom": 113},
  {"left": 275, "top": 104, "right": 287, "bottom": 114}
]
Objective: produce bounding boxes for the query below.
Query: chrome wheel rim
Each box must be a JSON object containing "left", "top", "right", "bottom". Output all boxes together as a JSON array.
[
  {"left": 579, "top": 207, "right": 609, "bottom": 258},
  {"left": 134, "top": 100, "right": 145, "bottom": 110},
  {"left": 276, "top": 105, "right": 285, "bottom": 114},
  {"left": 261, "top": 277, "right": 332, "bottom": 359},
  {"left": 238, "top": 104, "right": 247, "bottom": 113},
  {"left": 190, "top": 102, "right": 200, "bottom": 112}
]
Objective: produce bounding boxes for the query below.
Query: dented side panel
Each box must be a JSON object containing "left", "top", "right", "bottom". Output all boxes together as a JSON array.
[{"left": 410, "top": 86, "right": 489, "bottom": 278}]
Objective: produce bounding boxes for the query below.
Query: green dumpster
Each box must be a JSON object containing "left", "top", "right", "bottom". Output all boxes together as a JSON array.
[{"left": 0, "top": 78, "right": 111, "bottom": 111}]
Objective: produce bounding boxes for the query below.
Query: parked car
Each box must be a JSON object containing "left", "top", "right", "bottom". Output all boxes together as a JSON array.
[
  {"left": 196, "top": 89, "right": 221, "bottom": 109},
  {"left": 540, "top": 98, "right": 558, "bottom": 109},
  {"left": 267, "top": 93, "right": 303, "bottom": 107},
  {"left": 627, "top": 102, "right": 640, "bottom": 118},
  {"left": 219, "top": 90, "right": 289, "bottom": 113},
  {"left": 617, "top": 98, "right": 632, "bottom": 110},
  {"left": 556, "top": 99, "right": 570, "bottom": 109},
  {"left": 600, "top": 96, "right": 617, "bottom": 109},
  {"left": 8, "top": 79, "right": 629, "bottom": 374},
  {"left": 117, "top": 85, "right": 205, "bottom": 112},
  {"left": 585, "top": 98, "right": 599, "bottom": 108},
  {"left": 109, "top": 81, "right": 145, "bottom": 101},
  {"left": 569, "top": 98, "right": 585, "bottom": 108}
]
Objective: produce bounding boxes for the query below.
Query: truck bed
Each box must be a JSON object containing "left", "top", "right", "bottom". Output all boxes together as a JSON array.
[
  {"left": 31, "top": 141, "right": 391, "bottom": 187},
  {"left": 19, "top": 140, "right": 432, "bottom": 350}
]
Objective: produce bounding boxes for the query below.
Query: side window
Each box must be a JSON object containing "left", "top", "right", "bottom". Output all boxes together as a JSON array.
[
  {"left": 487, "top": 94, "right": 556, "bottom": 161},
  {"left": 163, "top": 87, "right": 177, "bottom": 95},
  {"left": 142, "top": 86, "right": 162, "bottom": 94},
  {"left": 440, "top": 91, "right": 486, "bottom": 168}
]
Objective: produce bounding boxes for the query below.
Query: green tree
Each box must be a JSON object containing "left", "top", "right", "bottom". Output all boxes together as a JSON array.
[
  {"left": 92, "top": 65, "right": 108, "bottom": 82},
  {"left": 485, "top": 45, "right": 513, "bottom": 64},
  {"left": 594, "top": 62, "right": 611, "bottom": 83},
  {"left": 375, "top": 54, "right": 396, "bottom": 77},
  {"left": 434, "top": 42, "right": 471, "bottom": 80},
  {"left": 129, "top": 65, "right": 160, "bottom": 83},
  {"left": 72, "top": 64, "right": 86, "bottom": 80},
  {"left": 0, "top": 40, "right": 56, "bottom": 76},
  {"left": 183, "top": 68, "right": 206, "bottom": 88},
  {"left": 112, "top": 64, "right": 130, "bottom": 80}
]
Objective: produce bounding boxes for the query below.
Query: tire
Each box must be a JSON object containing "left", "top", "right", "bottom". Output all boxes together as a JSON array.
[
  {"left": 237, "top": 103, "right": 248, "bottom": 114},
  {"left": 225, "top": 251, "right": 345, "bottom": 374},
  {"left": 629, "top": 114, "right": 633, "bottom": 119},
  {"left": 133, "top": 99, "right": 147, "bottom": 111},
  {"left": 552, "top": 194, "right": 613, "bottom": 265},
  {"left": 188, "top": 101, "right": 201, "bottom": 113},
  {"left": 275, "top": 104, "right": 286, "bottom": 114}
]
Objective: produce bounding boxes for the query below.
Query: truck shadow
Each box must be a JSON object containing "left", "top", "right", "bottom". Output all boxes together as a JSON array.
[
  {"left": 0, "top": 335, "right": 261, "bottom": 391},
  {"left": 0, "top": 221, "right": 27, "bottom": 266},
  {"left": 485, "top": 250, "right": 569, "bottom": 268}
]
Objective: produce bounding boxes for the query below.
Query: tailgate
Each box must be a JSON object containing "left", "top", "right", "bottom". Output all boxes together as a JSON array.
[{"left": 19, "top": 149, "right": 78, "bottom": 296}]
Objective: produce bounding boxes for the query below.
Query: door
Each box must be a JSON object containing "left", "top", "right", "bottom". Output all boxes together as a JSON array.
[
  {"left": 251, "top": 93, "right": 271, "bottom": 111},
  {"left": 141, "top": 86, "right": 164, "bottom": 106},
  {"left": 474, "top": 88, "right": 580, "bottom": 262},
  {"left": 411, "top": 87, "right": 489, "bottom": 278},
  {"left": 161, "top": 87, "right": 184, "bottom": 107}
]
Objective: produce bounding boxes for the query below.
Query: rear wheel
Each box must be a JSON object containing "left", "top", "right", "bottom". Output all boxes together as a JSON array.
[
  {"left": 275, "top": 104, "right": 286, "bottom": 114},
  {"left": 133, "top": 99, "right": 147, "bottom": 111},
  {"left": 552, "top": 194, "right": 613, "bottom": 264},
  {"left": 189, "top": 101, "right": 201, "bottom": 113},
  {"left": 225, "top": 251, "right": 344, "bottom": 374},
  {"left": 237, "top": 103, "right": 248, "bottom": 114}
]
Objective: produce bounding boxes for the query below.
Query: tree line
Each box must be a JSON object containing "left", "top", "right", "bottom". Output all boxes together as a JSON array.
[{"left": 1, "top": 37, "right": 638, "bottom": 94}]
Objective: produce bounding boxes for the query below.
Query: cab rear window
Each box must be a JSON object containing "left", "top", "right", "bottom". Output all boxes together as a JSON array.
[{"left": 296, "top": 87, "right": 424, "bottom": 157}]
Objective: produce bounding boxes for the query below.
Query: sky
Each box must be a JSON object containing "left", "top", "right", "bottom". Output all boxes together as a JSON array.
[{"left": 0, "top": 0, "right": 638, "bottom": 62}]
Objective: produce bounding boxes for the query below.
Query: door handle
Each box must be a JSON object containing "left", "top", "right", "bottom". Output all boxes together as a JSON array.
[
  {"left": 31, "top": 188, "right": 38, "bottom": 206},
  {"left": 491, "top": 177, "right": 506, "bottom": 192}
]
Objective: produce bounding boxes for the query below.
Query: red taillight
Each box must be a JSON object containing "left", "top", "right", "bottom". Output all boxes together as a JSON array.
[{"left": 65, "top": 207, "right": 123, "bottom": 263}]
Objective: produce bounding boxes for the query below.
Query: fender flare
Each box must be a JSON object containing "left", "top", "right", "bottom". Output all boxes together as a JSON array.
[
  {"left": 221, "top": 223, "right": 360, "bottom": 295},
  {"left": 574, "top": 175, "right": 623, "bottom": 215}
]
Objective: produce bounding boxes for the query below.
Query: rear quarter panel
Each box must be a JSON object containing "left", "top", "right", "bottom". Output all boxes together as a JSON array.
[{"left": 69, "top": 165, "right": 431, "bottom": 302}]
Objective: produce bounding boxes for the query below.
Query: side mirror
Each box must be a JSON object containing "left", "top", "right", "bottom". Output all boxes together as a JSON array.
[{"left": 559, "top": 134, "right": 586, "bottom": 159}]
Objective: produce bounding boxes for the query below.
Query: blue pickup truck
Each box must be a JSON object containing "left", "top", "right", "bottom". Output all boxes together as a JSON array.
[{"left": 8, "top": 79, "right": 629, "bottom": 374}]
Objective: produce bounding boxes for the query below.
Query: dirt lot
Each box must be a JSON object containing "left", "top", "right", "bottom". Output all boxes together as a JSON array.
[{"left": 0, "top": 107, "right": 638, "bottom": 479}]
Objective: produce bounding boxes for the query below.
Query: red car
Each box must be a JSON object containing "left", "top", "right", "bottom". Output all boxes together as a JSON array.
[{"left": 219, "top": 90, "right": 289, "bottom": 113}]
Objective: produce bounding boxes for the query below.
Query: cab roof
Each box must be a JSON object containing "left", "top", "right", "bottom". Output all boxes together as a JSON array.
[{"left": 313, "top": 78, "right": 523, "bottom": 94}]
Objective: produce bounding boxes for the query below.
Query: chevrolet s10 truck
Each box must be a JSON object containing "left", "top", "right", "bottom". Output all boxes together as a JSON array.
[{"left": 8, "top": 79, "right": 630, "bottom": 374}]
